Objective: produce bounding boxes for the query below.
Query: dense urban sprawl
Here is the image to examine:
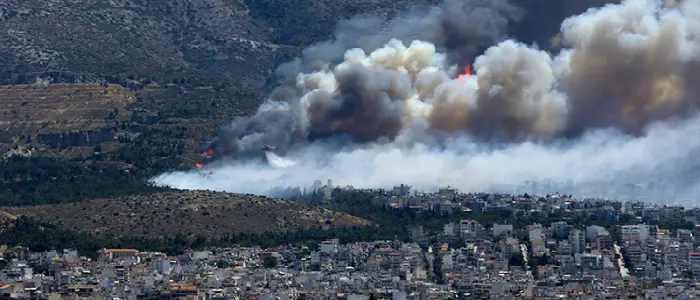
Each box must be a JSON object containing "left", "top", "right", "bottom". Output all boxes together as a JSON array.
[{"left": 2, "top": 185, "right": 700, "bottom": 299}]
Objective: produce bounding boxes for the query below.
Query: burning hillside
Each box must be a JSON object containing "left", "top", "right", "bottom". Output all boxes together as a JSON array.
[{"left": 156, "top": 0, "right": 700, "bottom": 204}]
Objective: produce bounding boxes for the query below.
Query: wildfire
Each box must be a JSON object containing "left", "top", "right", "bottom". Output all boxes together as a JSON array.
[
  {"left": 457, "top": 65, "right": 472, "bottom": 83},
  {"left": 195, "top": 163, "right": 204, "bottom": 169},
  {"left": 201, "top": 149, "right": 214, "bottom": 157}
]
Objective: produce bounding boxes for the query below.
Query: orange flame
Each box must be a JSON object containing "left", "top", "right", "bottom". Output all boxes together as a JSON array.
[
  {"left": 195, "top": 163, "right": 204, "bottom": 168},
  {"left": 201, "top": 149, "right": 214, "bottom": 157},
  {"left": 457, "top": 65, "right": 472, "bottom": 83}
]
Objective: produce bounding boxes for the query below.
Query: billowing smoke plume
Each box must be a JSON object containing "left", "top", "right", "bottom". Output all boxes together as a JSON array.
[
  {"left": 155, "top": 0, "right": 700, "bottom": 204},
  {"left": 276, "top": 0, "right": 525, "bottom": 82},
  {"left": 561, "top": 0, "right": 700, "bottom": 135},
  {"left": 276, "top": 0, "right": 623, "bottom": 81}
]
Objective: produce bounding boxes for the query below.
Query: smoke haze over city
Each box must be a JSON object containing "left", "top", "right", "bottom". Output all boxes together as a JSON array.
[{"left": 153, "top": 0, "right": 700, "bottom": 205}]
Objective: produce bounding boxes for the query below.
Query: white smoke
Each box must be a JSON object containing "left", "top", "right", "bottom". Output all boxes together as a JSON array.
[
  {"left": 265, "top": 152, "right": 298, "bottom": 169},
  {"left": 153, "top": 115, "right": 700, "bottom": 205},
  {"left": 153, "top": 0, "right": 700, "bottom": 205}
]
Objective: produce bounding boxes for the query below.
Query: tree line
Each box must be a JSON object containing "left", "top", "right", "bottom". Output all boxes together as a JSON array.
[
  {"left": 2, "top": 189, "right": 694, "bottom": 258},
  {"left": 0, "top": 156, "right": 166, "bottom": 206}
]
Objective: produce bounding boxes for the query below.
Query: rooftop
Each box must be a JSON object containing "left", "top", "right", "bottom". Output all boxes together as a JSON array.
[{"left": 98, "top": 248, "right": 139, "bottom": 253}]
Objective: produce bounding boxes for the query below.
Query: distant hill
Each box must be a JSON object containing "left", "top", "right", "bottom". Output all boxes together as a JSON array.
[{"left": 2, "top": 190, "right": 372, "bottom": 238}]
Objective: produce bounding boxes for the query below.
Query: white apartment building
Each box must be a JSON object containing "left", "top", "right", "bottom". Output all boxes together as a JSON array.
[{"left": 621, "top": 225, "right": 650, "bottom": 242}]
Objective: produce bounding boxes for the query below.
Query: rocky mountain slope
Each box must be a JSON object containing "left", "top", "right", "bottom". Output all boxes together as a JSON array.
[
  {"left": 0, "top": 0, "right": 624, "bottom": 206},
  {"left": 0, "top": 0, "right": 421, "bottom": 169},
  {"left": 0, "top": 83, "right": 135, "bottom": 153},
  {"left": 2, "top": 190, "right": 372, "bottom": 238},
  {"left": 0, "top": 0, "right": 418, "bottom": 87}
]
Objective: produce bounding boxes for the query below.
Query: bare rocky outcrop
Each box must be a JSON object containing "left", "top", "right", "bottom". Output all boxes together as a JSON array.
[{"left": 0, "top": 83, "right": 139, "bottom": 155}]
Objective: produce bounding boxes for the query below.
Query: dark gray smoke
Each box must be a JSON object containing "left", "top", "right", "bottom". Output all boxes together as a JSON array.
[
  {"left": 434, "top": 0, "right": 525, "bottom": 65},
  {"left": 276, "top": 0, "right": 622, "bottom": 82},
  {"left": 204, "top": 101, "right": 305, "bottom": 158},
  {"left": 155, "top": 0, "right": 700, "bottom": 205},
  {"left": 306, "top": 63, "right": 411, "bottom": 141},
  {"left": 205, "top": 0, "right": 697, "bottom": 156},
  {"left": 276, "top": 0, "right": 527, "bottom": 82}
]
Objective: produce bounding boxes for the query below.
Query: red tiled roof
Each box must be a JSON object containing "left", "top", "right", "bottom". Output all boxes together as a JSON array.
[{"left": 170, "top": 285, "right": 197, "bottom": 292}]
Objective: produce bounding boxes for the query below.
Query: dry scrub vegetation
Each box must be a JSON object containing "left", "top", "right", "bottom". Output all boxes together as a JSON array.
[{"left": 3, "top": 190, "right": 371, "bottom": 238}]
